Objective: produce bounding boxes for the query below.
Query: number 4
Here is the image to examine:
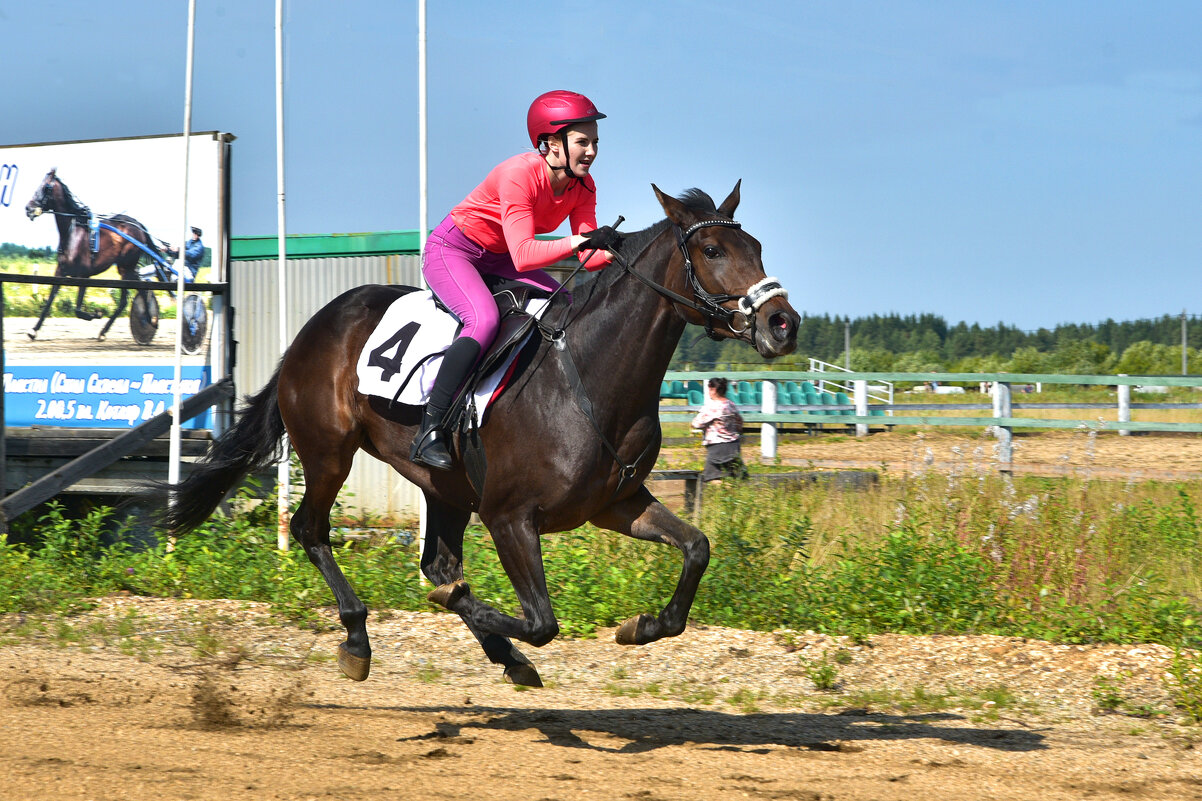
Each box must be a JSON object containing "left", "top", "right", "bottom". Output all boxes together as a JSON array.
[{"left": 367, "top": 321, "right": 420, "bottom": 382}]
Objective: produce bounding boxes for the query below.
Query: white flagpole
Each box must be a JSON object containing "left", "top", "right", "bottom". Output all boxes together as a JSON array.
[
  {"left": 275, "top": 0, "right": 291, "bottom": 551},
  {"left": 419, "top": 0, "right": 428, "bottom": 266},
  {"left": 417, "top": 0, "right": 429, "bottom": 567},
  {"left": 168, "top": 0, "right": 196, "bottom": 499}
]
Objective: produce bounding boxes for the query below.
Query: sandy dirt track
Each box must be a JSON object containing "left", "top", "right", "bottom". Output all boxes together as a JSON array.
[{"left": 3, "top": 596, "right": 1202, "bottom": 801}]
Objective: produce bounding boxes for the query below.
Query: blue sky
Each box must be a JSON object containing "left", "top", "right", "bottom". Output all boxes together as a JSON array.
[{"left": 3, "top": 1, "right": 1199, "bottom": 330}]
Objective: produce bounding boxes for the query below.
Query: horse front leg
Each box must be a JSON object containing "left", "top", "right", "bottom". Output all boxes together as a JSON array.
[
  {"left": 590, "top": 486, "right": 710, "bottom": 646},
  {"left": 429, "top": 509, "right": 560, "bottom": 654},
  {"left": 27, "top": 283, "right": 61, "bottom": 339},
  {"left": 96, "top": 288, "right": 129, "bottom": 341},
  {"left": 421, "top": 494, "right": 542, "bottom": 686}
]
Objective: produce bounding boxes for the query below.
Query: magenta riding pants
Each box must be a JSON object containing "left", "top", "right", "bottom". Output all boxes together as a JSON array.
[{"left": 421, "top": 215, "right": 561, "bottom": 349}]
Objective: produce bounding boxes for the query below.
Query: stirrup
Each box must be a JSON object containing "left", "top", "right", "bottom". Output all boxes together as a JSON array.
[{"left": 411, "top": 422, "right": 453, "bottom": 470}]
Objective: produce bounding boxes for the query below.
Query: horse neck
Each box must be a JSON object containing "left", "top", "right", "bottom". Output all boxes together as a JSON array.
[
  {"left": 50, "top": 185, "right": 85, "bottom": 233},
  {"left": 563, "top": 234, "right": 687, "bottom": 400},
  {"left": 53, "top": 206, "right": 76, "bottom": 242}
]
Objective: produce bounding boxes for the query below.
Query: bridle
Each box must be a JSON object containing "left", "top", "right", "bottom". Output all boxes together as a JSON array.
[
  {"left": 533, "top": 214, "right": 789, "bottom": 494},
  {"left": 27, "top": 178, "right": 89, "bottom": 223},
  {"left": 615, "top": 217, "right": 788, "bottom": 341}
]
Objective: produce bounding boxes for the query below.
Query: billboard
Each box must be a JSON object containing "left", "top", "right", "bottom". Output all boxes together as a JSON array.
[{"left": 0, "top": 132, "right": 230, "bottom": 430}]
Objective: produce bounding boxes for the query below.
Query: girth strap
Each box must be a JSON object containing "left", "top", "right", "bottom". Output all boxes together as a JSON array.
[{"left": 557, "top": 337, "right": 654, "bottom": 493}]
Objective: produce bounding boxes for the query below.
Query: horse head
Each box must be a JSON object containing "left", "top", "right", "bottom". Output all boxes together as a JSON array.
[
  {"left": 651, "top": 181, "right": 799, "bottom": 358},
  {"left": 25, "top": 168, "right": 59, "bottom": 221}
]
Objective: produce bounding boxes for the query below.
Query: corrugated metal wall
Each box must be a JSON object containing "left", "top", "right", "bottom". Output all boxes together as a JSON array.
[{"left": 231, "top": 254, "right": 423, "bottom": 521}]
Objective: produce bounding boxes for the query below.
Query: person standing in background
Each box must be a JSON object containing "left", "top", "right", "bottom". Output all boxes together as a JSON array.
[{"left": 690, "top": 376, "right": 747, "bottom": 482}]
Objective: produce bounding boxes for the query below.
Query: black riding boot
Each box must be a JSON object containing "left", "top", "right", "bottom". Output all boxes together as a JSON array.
[{"left": 410, "top": 337, "right": 481, "bottom": 470}]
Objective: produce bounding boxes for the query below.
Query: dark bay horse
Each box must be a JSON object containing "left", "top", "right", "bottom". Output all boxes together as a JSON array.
[
  {"left": 24, "top": 168, "right": 166, "bottom": 341},
  {"left": 164, "top": 182, "right": 799, "bottom": 686}
]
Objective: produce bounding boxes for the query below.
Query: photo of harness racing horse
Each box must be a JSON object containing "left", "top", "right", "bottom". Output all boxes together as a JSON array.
[
  {"left": 162, "top": 181, "right": 800, "bottom": 687},
  {"left": 24, "top": 168, "right": 170, "bottom": 342}
]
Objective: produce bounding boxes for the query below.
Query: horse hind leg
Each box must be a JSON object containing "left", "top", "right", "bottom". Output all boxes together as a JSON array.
[
  {"left": 73, "top": 285, "right": 98, "bottom": 321},
  {"left": 421, "top": 494, "right": 542, "bottom": 687},
  {"left": 290, "top": 447, "right": 373, "bottom": 680},
  {"left": 97, "top": 288, "right": 129, "bottom": 341},
  {"left": 590, "top": 486, "right": 710, "bottom": 646}
]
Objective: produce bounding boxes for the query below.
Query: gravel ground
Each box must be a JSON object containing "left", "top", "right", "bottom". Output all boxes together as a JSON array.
[{"left": 2, "top": 597, "right": 1201, "bottom": 801}]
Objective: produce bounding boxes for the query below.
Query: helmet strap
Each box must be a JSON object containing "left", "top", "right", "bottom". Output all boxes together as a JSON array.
[{"left": 544, "top": 131, "right": 589, "bottom": 192}]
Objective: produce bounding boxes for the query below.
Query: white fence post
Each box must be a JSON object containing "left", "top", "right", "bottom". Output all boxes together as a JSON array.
[
  {"left": 853, "top": 379, "right": 868, "bottom": 437},
  {"left": 760, "top": 380, "right": 777, "bottom": 460},
  {"left": 992, "top": 380, "right": 1013, "bottom": 471},
  {"left": 1117, "top": 375, "right": 1131, "bottom": 437}
]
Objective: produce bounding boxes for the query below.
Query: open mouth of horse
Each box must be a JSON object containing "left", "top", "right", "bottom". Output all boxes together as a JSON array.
[{"left": 751, "top": 301, "right": 800, "bottom": 358}]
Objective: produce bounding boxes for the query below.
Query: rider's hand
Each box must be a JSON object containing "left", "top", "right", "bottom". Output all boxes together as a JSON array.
[{"left": 578, "top": 226, "right": 624, "bottom": 252}]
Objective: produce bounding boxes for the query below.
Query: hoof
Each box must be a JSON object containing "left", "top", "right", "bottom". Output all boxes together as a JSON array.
[
  {"left": 96, "top": 334, "right": 106, "bottom": 342},
  {"left": 427, "top": 579, "right": 469, "bottom": 609},
  {"left": 337, "top": 642, "right": 371, "bottom": 681},
  {"left": 26, "top": 330, "right": 37, "bottom": 340},
  {"left": 615, "top": 613, "right": 657, "bottom": 646},
  {"left": 503, "top": 663, "right": 543, "bottom": 687}
]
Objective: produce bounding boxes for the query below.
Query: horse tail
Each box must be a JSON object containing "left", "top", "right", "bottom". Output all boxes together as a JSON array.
[{"left": 162, "top": 365, "right": 287, "bottom": 533}]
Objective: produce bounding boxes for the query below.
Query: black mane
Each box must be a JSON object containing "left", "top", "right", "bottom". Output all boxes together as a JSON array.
[
  {"left": 46, "top": 175, "right": 90, "bottom": 218},
  {"left": 589, "top": 187, "right": 724, "bottom": 290}
]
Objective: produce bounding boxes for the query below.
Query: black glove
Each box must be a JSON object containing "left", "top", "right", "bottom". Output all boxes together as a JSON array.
[{"left": 579, "top": 225, "right": 624, "bottom": 252}]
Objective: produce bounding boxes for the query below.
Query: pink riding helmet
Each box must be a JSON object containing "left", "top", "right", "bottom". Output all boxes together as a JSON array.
[{"left": 526, "top": 90, "right": 606, "bottom": 148}]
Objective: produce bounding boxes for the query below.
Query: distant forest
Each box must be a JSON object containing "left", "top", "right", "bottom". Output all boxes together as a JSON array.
[
  {"left": 671, "top": 312, "right": 1202, "bottom": 375},
  {"left": 0, "top": 243, "right": 53, "bottom": 259}
]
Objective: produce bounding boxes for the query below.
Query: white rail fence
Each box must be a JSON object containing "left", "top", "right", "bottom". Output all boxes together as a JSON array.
[{"left": 660, "top": 371, "right": 1202, "bottom": 470}]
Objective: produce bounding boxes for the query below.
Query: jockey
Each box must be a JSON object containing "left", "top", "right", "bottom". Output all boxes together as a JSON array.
[
  {"left": 412, "top": 90, "right": 624, "bottom": 470},
  {"left": 183, "top": 227, "right": 204, "bottom": 280}
]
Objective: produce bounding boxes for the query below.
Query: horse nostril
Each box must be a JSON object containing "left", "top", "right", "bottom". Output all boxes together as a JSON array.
[{"left": 768, "top": 312, "right": 794, "bottom": 341}]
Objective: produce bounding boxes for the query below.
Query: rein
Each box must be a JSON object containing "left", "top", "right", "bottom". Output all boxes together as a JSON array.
[{"left": 528, "top": 215, "right": 787, "bottom": 494}]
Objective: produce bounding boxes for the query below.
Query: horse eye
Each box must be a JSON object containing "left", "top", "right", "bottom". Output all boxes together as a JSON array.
[{"left": 702, "top": 245, "right": 721, "bottom": 259}]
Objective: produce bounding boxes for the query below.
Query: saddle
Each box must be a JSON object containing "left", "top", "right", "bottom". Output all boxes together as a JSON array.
[
  {"left": 441, "top": 275, "right": 554, "bottom": 492},
  {"left": 356, "top": 276, "right": 558, "bottom": 493}
]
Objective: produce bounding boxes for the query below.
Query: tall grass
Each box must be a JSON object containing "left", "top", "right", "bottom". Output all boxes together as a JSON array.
[{"left": 2, "top": 471, "right": 1200, "bottom": 647}]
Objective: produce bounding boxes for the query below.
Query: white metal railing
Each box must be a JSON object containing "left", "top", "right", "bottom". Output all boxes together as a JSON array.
[{"left": 808, "top": 357, "right": 894, "bottom": 406}]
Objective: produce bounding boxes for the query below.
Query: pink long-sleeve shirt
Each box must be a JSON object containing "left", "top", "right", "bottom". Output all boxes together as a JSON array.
[{"left": 450, "top": 152, "right": 609, "bottom": 271}]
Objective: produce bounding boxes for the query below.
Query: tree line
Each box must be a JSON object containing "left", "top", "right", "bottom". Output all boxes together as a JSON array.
[
  {"left": 0, "top": 242, "right": 54, "bottom": 260},
  {"left": 671, "top": 311, "right": 1202, "bottom": 375}
]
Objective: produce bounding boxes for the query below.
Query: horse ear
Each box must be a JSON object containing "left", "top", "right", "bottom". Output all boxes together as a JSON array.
[
  {"left": 652, "top": 183, "right": 691, "bottom": 225},
  {"left": 718, "top": 179, "right": 741, "bottom": 218}
]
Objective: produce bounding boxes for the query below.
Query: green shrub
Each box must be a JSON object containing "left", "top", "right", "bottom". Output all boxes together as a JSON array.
[{"left": 1, "top": 474, "right": 1200, "bottom": 649}]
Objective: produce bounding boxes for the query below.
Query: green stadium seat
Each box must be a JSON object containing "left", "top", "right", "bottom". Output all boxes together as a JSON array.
[{"left": 687, "top": 389, "right": 704, "bottom": 406}]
